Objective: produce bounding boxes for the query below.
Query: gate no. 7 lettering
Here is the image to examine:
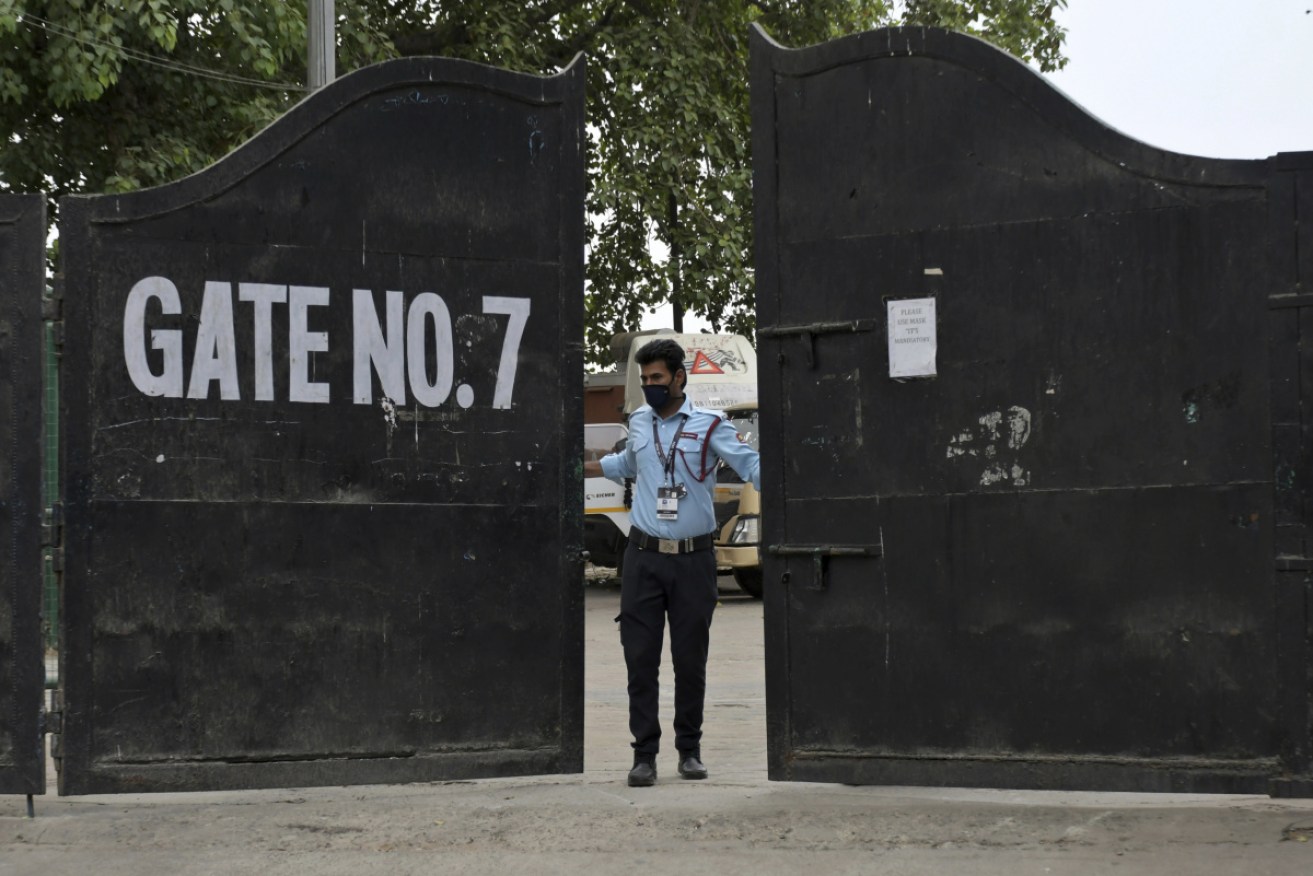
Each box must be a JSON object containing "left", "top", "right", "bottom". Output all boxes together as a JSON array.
[{"left": 122, "top": 276, "right": 531, "bottom": 410}]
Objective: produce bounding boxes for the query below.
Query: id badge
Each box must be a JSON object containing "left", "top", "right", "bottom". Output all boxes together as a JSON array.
[{"left": 656, "top": 486, "right": 681, "bottom": 521}]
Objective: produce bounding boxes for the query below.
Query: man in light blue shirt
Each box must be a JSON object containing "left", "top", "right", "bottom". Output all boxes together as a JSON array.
[{"left": 584, "top": 339, "right": 760, "bottom": 786}]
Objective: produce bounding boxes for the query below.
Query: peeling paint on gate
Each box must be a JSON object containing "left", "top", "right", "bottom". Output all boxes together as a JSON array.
[{"left": 946, "top": 406, "right": 1032, "bottom": 487}]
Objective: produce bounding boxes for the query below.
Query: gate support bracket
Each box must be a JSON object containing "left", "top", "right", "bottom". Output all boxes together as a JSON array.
[
  {"left": 768, "top": 543, "right": 883, "bottom": 590},
  {"left": 1268, "top": 293, "right": 1313, "bottom": 309}
]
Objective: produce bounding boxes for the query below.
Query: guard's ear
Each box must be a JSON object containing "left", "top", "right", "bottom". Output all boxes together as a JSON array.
[{"left": 676, "top": 368, "right": 687, "bottom": 393}]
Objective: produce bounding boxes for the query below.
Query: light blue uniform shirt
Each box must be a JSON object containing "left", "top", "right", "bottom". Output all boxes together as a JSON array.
[{"left": 601, "top": 397, "right": 761, "bottom": 540}]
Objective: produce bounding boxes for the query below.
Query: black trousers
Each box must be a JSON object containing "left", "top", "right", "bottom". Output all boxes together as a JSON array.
[{"left": 619, "top": 539, "right": 719, "bottom": 760}]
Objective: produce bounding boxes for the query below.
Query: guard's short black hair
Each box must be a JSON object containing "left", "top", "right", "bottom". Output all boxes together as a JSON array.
[{"left": 635, "top": 338, "right": 686, "bottom": 381}]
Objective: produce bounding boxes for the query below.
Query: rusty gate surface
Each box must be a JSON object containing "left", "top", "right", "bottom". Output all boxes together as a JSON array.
[
  {"left": 0, "top": 194, "right": 45, "bottom": 797},
  {"left": 752, "top": 25, "right": 1313, "bottom": 794},
  {"left": 55, "top": 57, "right": 585, "bottom": 794}
]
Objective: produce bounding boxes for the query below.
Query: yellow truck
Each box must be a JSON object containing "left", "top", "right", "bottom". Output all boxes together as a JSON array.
[{"left": 714, "top": 401, "right": 762, "bottom": 598}]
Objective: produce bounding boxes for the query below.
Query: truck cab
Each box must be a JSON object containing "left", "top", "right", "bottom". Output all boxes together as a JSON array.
[{"left": 714, "top": 401, "right": 762, "bottom": 598}]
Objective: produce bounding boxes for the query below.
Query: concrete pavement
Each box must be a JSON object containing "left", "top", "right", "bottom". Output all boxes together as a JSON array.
[{"left": 2, "top": 577, "right": 1312, "bottom": 875}]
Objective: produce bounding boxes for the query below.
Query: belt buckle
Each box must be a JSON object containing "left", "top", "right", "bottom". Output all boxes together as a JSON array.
[{"left": 658, "top": 538, "right": 679, "bottom": 555}]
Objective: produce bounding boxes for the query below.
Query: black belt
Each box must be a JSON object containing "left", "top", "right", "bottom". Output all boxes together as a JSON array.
[{"left": 630, "top": 528, "right": 715, "bottom": 555}]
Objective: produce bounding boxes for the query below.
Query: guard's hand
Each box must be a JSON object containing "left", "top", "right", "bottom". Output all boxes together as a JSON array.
[{"left": 583, "top": 460, "right": 603, "bottom": 478}]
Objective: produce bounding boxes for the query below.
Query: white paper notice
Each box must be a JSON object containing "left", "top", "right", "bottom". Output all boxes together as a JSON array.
[{"left": 887, "top": 297, "right": 937, "bottom": 378}]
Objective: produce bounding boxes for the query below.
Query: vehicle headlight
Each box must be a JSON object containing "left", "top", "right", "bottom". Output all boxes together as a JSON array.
[{"left": 729, "top": 515, "right": 760, "bottom": 545}]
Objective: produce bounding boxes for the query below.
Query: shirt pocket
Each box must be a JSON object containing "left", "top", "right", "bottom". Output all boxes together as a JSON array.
[{"left": 628, "top": 432, "right": 651, "bottom": 455}]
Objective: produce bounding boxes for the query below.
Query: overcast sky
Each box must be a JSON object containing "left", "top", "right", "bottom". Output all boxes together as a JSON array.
[
  {"left": 640, "top": 2, "right": 1313, "bottom": 332},
  {"left": 1043, "top": 0, "right": 1313, "bottom": 159}
]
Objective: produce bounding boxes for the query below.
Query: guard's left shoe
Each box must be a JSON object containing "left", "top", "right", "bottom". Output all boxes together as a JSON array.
[{"left": 677, "top": 754, "right": 708, "bottom": 780}]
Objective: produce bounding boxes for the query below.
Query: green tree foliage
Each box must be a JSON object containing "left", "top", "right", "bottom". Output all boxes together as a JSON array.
[
  {"left": 0, "top": 1, "right": 389, "bottom": 198},
  {"left": 0, "top": 1, "right": 1066, "bottom": 364},
  {"left": 367, "top": 1, "right": 1067, "bottom": 363}
]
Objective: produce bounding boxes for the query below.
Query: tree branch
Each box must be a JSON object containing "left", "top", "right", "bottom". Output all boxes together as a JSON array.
[
  {"left": 389, "top": 21, "right": 470, "bottom": 56},
  {"left": 544, "top": 0, "right": 621, "bottom": 67}
]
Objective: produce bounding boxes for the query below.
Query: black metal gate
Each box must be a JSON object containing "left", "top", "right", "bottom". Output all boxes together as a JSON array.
[
  {"left": 55, "top": 57, "right": 585, "bottom": 794},
  {"left": 752, "top": 25, "right": 1312, "bottom": 794},
  {"left": 0, "top": 193, "right": 46, "bottom": 797}
]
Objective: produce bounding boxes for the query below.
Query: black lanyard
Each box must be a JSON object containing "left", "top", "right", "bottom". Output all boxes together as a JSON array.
[{"left": 652, "top": 413, "right": 689, "bottom": 486}]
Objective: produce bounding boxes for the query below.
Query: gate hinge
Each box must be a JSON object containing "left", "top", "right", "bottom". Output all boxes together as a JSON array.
[
  {"left": 45, "top": 275, "right": 65, "bottom": 350},
  {"left": 41, "top": 503, "right": 63, "bottom": 549},
  {"left": 42, "top": 276, "right": 63, "bottom": 320},
  {"left": 769, "top": 543, "right": 883, "bottom": 591},
  {"left": 757, "top": 319, "right": 879, "bottom": 369},
  {"left": 46, "top": 691, "right": 63, "bottom": 766},
  {"left": 47, "top": 547, "right": 64, "bottom": 573}
]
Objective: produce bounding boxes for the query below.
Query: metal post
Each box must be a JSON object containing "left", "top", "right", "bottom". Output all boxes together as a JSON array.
[{"left": 308, "top": 0, "right": 336, "bottom": 91}]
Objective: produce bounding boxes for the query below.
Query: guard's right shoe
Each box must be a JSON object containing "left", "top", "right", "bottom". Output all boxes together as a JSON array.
[{"left": 627, "top": 761, "right": 657, "bottom": 787}]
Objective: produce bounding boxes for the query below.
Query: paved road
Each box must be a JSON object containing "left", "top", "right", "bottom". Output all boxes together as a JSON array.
[
  {"left": 2, "top": 579, "right": 1311, "bottom": 875},
  {"left": 584, "top": 575, "right": 769, "bottom": 781}
]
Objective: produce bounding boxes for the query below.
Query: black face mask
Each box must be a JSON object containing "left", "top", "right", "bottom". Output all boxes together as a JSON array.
[
  {"left": 642, "top": 383, "right": 670, "bottom": 409},
  {"left": 642, "top": 380, "right": 682, "bottom": 409}
]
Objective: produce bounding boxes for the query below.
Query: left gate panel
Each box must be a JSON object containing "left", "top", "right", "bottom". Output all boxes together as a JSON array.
[
  {"left": 56, "top": 56, "right": 585, "bottom": 795},
  {"left": 0, "top": 193, "right": 46, "bottom": 796}
]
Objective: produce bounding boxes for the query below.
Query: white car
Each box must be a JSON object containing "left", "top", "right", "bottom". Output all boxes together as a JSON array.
[{"left": 583, "top": 423, "right": 631, "bottom": 572}]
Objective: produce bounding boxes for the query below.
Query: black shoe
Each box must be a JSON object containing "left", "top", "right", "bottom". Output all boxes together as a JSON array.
[
  {"left": 678, "top": 754, "right": 708, "bottom": 780},
  {"left": 628, "top": 761, "right": 656, "bottom": 787}
]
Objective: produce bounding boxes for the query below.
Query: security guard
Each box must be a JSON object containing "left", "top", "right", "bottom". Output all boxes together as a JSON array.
[{"left": 583, "top": 339, "right": 761, "bottom": 786}]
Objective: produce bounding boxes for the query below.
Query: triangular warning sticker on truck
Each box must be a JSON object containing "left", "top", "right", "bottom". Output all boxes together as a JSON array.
[{"left": 690, "top": 351, "right": 724, "bottom": 374}]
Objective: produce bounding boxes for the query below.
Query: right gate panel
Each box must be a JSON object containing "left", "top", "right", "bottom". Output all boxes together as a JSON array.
[{"left": 752, "top": 26, "right": 1305, "bottom": 792}]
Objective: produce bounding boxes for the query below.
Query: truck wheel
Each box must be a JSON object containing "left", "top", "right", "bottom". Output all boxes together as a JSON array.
[{"left": 732, "top": 568, "right": 763, "bottom": 599}]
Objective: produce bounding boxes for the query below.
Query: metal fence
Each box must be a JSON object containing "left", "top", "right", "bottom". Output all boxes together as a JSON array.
[{"left": 41, "top": 297, "right": 58, "bottom": 660}]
